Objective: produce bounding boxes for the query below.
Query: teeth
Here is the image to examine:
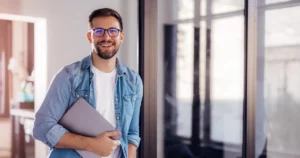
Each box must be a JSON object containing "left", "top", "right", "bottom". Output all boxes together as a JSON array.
[{"left": 100, "top": 44, "right": 112, "bottom": 47}]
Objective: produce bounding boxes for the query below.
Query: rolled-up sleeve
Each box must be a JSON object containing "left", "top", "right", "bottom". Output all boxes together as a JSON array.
[
  {"left": 33, "top": 67, "right": 71, "bottom": 148},
  {"left": 127, "top": 75, "right": 143, "bottom": 147}
]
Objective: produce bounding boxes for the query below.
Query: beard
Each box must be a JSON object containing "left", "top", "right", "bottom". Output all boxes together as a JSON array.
[{"left": 94, "top": 40, "right": 120, "bottom": 60}]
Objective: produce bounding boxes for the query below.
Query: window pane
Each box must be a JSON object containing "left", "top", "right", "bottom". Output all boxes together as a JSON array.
[
  {"left": 158, "top": 0, "right": 245, "bottom": 157},
  {"left": 210, "top": 16, "right": 245, "bottom": 144},
  {"left": 178, "top": 0, "right": 195, "bottom": 20},
  {"left": 256, "top": 5, "right": 300, "bottom": 158},
  {"left": 176, "top": 23, "right": 194, "bottom": 138},
  {"left": 201, "top": 0, "right": 244, "bottom": 16}
]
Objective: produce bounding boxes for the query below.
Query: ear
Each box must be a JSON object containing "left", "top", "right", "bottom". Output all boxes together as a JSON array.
[
  {"left": 120, "top": 31, "right": 124, "bottom": 43},
  {"left": 86, "top": 32, "right": 92, "bottom": 43}
]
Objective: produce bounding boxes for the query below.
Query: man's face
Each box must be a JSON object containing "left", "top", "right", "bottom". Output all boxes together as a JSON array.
[{"left": 87, "top": 16, "right": 124, "bottom": 60}]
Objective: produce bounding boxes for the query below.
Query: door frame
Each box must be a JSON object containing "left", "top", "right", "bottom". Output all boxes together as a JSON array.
[{"left": 138, "top": 0, "right": 158, "bottom": 158}]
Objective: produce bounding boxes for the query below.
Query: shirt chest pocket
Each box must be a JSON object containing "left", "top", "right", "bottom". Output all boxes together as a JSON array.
[
  {"left": 123, "top": 94, "right": 137, "bottom": 115},
  {"left": 69, "top": 90, "right": 90, "bottom": 108}
]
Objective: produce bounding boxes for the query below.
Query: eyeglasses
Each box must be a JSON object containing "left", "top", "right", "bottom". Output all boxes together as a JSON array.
[{"left": 91, "top": 28, "right": 121, "bottom": 37}]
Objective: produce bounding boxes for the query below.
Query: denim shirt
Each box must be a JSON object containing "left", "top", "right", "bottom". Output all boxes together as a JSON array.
[{"left": 33, "top": 54, "right": 143, "bottom": 158}]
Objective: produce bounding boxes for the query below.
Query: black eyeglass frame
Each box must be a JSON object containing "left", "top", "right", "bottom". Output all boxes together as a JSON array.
[{"left": 91, "top": 28, "right": 122, "bottom": 37}]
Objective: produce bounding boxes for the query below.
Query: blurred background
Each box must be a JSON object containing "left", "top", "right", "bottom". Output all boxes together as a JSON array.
[{"left": 0, "top": 0, "right": 300, "bottom": 158}]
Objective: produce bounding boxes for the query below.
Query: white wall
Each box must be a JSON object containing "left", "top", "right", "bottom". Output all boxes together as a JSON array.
[
  {"left": 0, "top": 1, "right": 137, "bottom": 158},
  {"left": 119, "top": 0, "right": 139, "bottom": 72}
]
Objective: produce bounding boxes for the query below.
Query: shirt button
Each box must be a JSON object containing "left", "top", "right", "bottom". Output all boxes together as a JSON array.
[
  {"left": 115, "top": 98, "right": 118, "bottom": 102},
  {"left": 77, "top": 95, "right": 80, "bottom": 98},
  {"left": 85, "top": 94, "right": 88, "bottom": 98},
  {"left": 116, "top": 116, "right": 120, "bottom": 120}
]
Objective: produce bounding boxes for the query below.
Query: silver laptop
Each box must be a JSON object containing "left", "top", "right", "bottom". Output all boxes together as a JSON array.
[{"left": 58, "top": 98, "right": 120, "bottom": 158}]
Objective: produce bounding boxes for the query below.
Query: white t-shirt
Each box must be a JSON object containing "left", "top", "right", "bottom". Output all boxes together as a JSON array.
[{"left": 92, "top": 65, "right": 121, "bottom": 158}]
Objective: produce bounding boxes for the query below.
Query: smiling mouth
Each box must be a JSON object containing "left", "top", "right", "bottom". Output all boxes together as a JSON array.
[
  {"left": 101, "top": 44, "right": 112, "bottom": 46},
  {"left": 98, "top": 43, "right": 113, "bottom": 48}
]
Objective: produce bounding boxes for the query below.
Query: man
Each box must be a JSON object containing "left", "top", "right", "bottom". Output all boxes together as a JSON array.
[{"left": 33, "top": 8, "right": 143, "bottom": 158}]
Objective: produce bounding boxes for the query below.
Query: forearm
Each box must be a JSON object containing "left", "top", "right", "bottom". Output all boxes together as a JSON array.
[
  {"left": 55, "top": 132, "right": 93, "bottom": 151},
  {"left": 128, "top": 143, "right": 137, "bottom": 158}
]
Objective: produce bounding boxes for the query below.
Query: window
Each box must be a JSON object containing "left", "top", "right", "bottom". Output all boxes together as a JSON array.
[
  {"left": 160, "top": 0, "right": 245, "bottom": 157},
  {"left": 142, "top": 0, "right": 300, "bottom": 157}
]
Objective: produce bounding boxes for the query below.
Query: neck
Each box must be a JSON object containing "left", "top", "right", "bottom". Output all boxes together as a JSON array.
[{"left": 92, "top": 52, "right": 116, "bottom": 73}]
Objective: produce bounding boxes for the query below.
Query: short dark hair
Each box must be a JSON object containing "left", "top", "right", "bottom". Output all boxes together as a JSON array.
[{"left": 89, "top": 8, "right": 123, "bottom": 31}]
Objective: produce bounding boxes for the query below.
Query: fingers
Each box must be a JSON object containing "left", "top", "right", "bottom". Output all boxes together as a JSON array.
[
  {"left": 104, "top": 131, "right": 121, "bottom": 137},
  {"left": 111, "top": 140, "right": 120, "bottom": 151},
  {"left": 113, "top": 140, "right": 121, "bottom": 146}
]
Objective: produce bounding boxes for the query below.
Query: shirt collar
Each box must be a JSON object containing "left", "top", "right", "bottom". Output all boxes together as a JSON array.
[{"left": 81, "top": 53, "right": 126, "bottom": 76}]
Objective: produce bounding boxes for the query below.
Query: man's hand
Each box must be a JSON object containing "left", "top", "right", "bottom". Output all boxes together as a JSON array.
[{"left": 87, "top": 131, "right": 121, "bottom": 156}]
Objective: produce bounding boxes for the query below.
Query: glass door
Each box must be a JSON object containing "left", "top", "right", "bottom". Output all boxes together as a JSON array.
[
  {"left": 140, "top": 0, "right": 300, "bottom": 158},
  {"left": 157, "top": 0, "right": 246, "bottom": 157}
]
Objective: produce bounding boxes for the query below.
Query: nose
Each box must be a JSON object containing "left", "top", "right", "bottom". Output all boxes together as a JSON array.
[{"left": 102, "top": 31, "right": 111, "bottom": 40}]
